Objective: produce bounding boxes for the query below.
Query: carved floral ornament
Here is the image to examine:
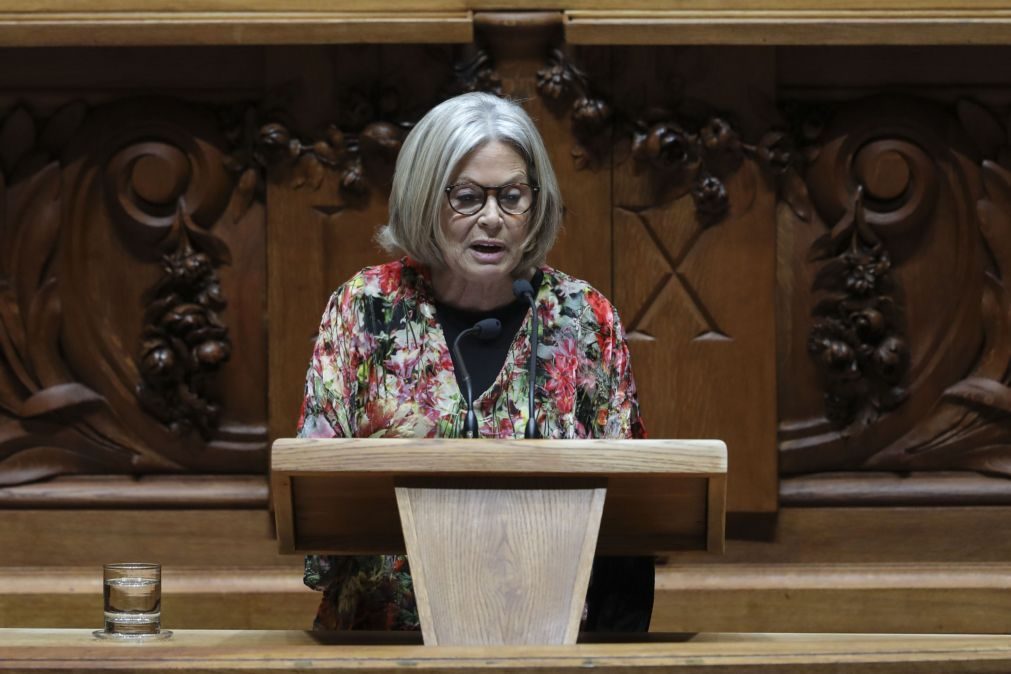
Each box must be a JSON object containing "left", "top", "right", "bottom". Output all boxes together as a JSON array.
[
  {"left": 535, "top": 48, "right": 796, "bottom": 229},
  {"left": 223, "top": 48, "right": 504, "bottom": 209},
  {"left": 0, "top": 100, "right": 262, "bottom": 486},
  {"left": 777, "top": 96, "right": 1011, "bottom": 477}
]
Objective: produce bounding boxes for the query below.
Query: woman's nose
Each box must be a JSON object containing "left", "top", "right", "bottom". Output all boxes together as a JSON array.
[{"left": 476, "top": 195, "right": 505, "bottom": 226}]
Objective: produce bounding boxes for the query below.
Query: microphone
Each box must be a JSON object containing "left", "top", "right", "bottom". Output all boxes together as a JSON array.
[
  {"left": 512, "top": 279, "right": 539, "bottom": 439},
  {"left": 452, "top": 317, "right": 502, "bottom": 438}
]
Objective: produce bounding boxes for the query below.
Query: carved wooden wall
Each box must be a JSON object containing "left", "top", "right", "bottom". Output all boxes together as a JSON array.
[
  {"left": 2, "top": 39, "right": 1011, "bottom": 517},
  {"left": 0, "top": 95, "right": 267, "bottom": 486}
]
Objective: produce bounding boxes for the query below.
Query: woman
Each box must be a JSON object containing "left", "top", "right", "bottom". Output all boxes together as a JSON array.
[{"left": 297, "top": 92, "right": 652, "bottom": 632}]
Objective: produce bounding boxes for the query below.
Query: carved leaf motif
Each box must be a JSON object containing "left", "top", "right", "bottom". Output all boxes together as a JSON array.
[
  {"left": 292, "top": 154, "right": 325, "bottom": 191},
  {"left": 182, "top": 210, "right": 232, "bottom": 265},
  {"left": 811, "top": 259, "right": 849, "bottom": 292},
  {"left": 20, "top": 383, "right": 105, "bottom": 418},
  {"left": 972, "top": 274, "right": 1011, "bottom": 381},
  {"left": 958, "top": 448, "right": 1011, "bottom": 476},
  {"left": 229, "top": 167, "right": 258, "bottom": 223},
  {"left": 11, "top": 151, "right": 51, "bottom": 184},
  {"left": 39, "top": 101, "right": 88, "bottom": 154},
  {"left": 0, "top": 107, "right": 35, "bottom": 176},
  {"left": 943, "top": 377, "right": 1011, "bottom": 415},
  {"left": 782, "top": 169, "right": 812, "bottom": 222},
  {"left": 0, "top": 446, "right": 104, "bottom": 487},
  {"left": 0, "top": 280, "right": 33, "bottom": 394},
  {"left": 957, "top": 99, "right": 1004, "bottom": 159},
  {"left": 26, "top": 277, "right": 70, "bottom": 389},
  {"left": 11, "top": 162, "right": 61, "bottom": 311}
]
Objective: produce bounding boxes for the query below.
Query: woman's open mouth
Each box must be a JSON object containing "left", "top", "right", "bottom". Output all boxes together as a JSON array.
[{"left": 469, "top": 241, "right": 507, "bottom": 263}]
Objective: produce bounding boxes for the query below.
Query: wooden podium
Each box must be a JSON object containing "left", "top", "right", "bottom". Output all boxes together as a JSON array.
[{"left": 271, "top": 438, "right": 727, "bottom": 646}]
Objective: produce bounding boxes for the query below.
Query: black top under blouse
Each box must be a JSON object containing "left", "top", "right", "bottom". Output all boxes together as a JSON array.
[
  {"left": 431, "top": 270, "right": 653, "bottom": 633},
  {"left": 433, "top": 271, "right": 543, "bottom": 400}
]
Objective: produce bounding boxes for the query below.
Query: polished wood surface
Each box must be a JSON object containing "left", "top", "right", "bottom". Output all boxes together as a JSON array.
[
  {"left": 0, "top": 475, "right": 268, "bottom": 509},
  {"left": 0, "top": 12, "right": 474, "bottom": 46},
  {"left": 2, "top": 630, "right": 1011, "bottom": 673},
  {"left": 397, "top": 484, "right": 604, "bottom": 645},
  {"left": 3, "top": 1, "right": 1011, "bottom": 49},
  {"left": 272, "top": 438, "right": 727, "bottom": 475},
  {"left": 565, "top": 10, "right": 1011, "bottom": 45},
  {"left": 653, "top": 562, "right": 1011, "bottom": 634}
]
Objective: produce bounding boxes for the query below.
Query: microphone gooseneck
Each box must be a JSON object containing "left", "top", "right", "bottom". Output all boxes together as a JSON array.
[
  {"left": 512, "top": 279, "right": 539, "bottom": 439},
  {"left": 452, "top": 317, "right": 502, "bottom": 438}
]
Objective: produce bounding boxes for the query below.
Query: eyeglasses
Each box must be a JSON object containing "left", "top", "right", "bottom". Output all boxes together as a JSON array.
[{"left": 445, "top": 182, "right": 539, "bottom": 216}]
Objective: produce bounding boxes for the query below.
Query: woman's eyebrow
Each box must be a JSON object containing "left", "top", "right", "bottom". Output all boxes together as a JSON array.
[{"left": 457, "top": 172, "right": 527, "bottom": 184}]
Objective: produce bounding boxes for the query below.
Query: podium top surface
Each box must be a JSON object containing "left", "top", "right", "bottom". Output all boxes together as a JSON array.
[{"left": 272, "top": 438, "right": 727, "bottom": 476}]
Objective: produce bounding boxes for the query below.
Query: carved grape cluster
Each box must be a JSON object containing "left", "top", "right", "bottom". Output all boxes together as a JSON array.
[
  {"left": 631, "top": 116, "right": 741, "bottom": 226},
  {"left": 137, "top": 223, "right": 231, "bottom": 437},
  {"left": 807, "top": 190, "right": 909, "bottom": 427},
  {"left": 536, "top": 49, "right": 612, "bottom": 134}
]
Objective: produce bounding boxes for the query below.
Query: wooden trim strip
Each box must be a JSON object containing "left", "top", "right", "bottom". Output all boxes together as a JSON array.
[
  {"left": 272, "top": 438, "right": 728, "bottom": 475},
  {"left": 0, "top": 475, "right": 268, "bottom": 509},
  {"left": 656, "top": 562, "right": 1011, "bottom": 590},
  {"left": 566, "top": 10, "right": 1011, "bottom": 45},
  {"left": 0, "top": 12, "right": 473, "bottom": 46},
  {"left": 1, "top": 629, "right": 1011, "bottom": 672},
  {"left": 780, "top": 472, "right": 1011, "bottom": 507}
]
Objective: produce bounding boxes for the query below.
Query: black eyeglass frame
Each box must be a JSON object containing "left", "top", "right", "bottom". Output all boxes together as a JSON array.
[{"left": 444, "top": 182, "right": 540, "bottom": 216}]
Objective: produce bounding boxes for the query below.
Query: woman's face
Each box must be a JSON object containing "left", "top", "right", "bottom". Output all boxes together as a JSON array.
[{"left": 438, "top": 141, "right": 531, "bottom": 286}]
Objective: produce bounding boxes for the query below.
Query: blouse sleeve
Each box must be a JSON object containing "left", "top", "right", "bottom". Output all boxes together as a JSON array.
[
  {"left": 598, "top": 304, "right": 647, "bottom": 440},
  {"left": 297, "top": 285, "right": 360, "bottom": 593},
  {"left": 296, "top": 285, "right": 359, "bottom": 440}
]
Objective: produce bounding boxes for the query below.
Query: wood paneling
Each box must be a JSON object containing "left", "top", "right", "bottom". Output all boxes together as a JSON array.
[
  {"left": 0, "top": 475, "right": 268, "bottom": 509},
  {"left": 610, "top": 46, "right": 778, "bottom": 514},
  {"left": 0, "top": 567, "right": 318, "bottom": 630},
  {"left": 0, "top": 12, "right": 473, "bottom": 47},
  {"left": 566, "top": 10, "right": 1011, "bottom": 46},
  {"left": 653, "top": 562, "right": 1011, "bottom": 633},
  {"left": 0, "top": 510, "right": 289, "bottom": 567}
]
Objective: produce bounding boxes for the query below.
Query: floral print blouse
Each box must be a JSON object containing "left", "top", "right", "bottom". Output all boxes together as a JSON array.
[{"left": 297, "top": 257, "right": 646, "bottom": 630}]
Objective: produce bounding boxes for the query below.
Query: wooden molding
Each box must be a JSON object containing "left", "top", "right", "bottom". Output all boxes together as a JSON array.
[
  {"left": 0, "top": 475, "right": 268, "bottom": 509},
  {"left": 565, "top": 10, "right": 1011, "bottom": 45},
  {"left": 781, "top": 472, "right": 1011, "bottom": 507},
  {"left": 2, "top": 629, "right": 1011, "bottom": 673},
  {"left": 0, "top": 12, "right": 473, "bottom": 46}
]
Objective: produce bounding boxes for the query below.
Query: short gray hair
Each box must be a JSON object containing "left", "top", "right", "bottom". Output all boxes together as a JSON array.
[{"left": 377, "top": 92, "right": 563, "bottom": 273}]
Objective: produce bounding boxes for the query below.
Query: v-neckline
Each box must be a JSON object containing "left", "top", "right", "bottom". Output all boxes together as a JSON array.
[{"left": 422, "top": 269, "right": 545, "bottom": 409}]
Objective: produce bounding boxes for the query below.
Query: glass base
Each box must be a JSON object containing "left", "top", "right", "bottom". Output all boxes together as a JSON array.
[{"left": 93, "top": 629, "right": 173, "bottom": 641}]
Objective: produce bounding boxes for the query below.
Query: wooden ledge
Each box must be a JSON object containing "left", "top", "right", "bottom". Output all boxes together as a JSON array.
[
  {"left": 565, "top": 9, "right": 1011, "bottom": 45},
  {"left": 1, "top": 629, "right": 1011, "bottom": 673},
  {"left": 0, "top": 11, "right": 473, "bottom": 46},
  {"left": 780, "top": 472, "right": 1011, "bottom": 507},
  {"left": 0, "top": 475, "right": 268, "bottom": 509},
  {"left": 653, "top": 562, "right": 1011, "bottom": 633}
]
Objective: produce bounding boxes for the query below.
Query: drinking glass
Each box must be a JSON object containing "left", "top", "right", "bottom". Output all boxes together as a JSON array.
[{"left": 94, "top": 562, "right": 171, "bottom": 640}]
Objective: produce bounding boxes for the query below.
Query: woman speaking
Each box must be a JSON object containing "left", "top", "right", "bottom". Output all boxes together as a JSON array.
[{"left": 297, "top": 92, "right": 652, "bottom": 633}]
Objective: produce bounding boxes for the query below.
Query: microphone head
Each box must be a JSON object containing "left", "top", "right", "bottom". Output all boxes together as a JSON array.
[
  {"left": 473, "top": 317, "right": 502, "bottom": 340},
  {"left": 512, "top": 278, "right": 535, "bottom": 299}
]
